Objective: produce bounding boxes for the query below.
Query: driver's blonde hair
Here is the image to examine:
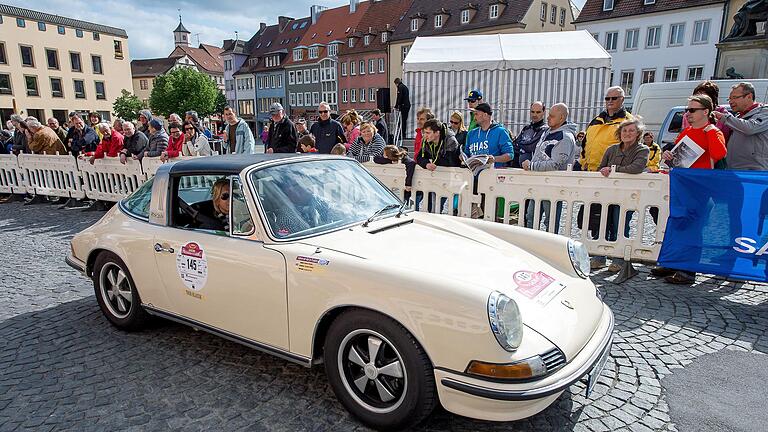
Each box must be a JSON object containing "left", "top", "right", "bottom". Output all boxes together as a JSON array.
[{"left": 211, "top": 178, "right": 229, "bottom": 213}]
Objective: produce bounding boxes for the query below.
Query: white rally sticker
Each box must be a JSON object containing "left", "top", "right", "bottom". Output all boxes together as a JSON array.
[{"left": 176, "top": 242, "right": 208, "bottom": 291}]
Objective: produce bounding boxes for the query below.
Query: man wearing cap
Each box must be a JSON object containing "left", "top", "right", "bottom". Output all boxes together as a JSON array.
[
  {"left": 295, "top": 118, "right": 310, "bottom": 142},
  {"left": 266, "top": 102, "right": 297, "bottom": 154},
  {"left": 463, "top": 103, "right": 513, "bottom": 167},
  {"left": 465, "top": 90, "right": 483, "bottom": 131},
  {"left": 223, "top": 106, "right": 255, "bottom": 154}
]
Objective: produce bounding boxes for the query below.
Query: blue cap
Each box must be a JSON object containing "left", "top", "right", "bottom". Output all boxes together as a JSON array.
[{"left": 464, "top": 90, "right": 483, "bottom": 101}]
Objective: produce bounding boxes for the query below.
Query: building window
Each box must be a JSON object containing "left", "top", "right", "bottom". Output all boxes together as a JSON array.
[
  {"left": 224, "top": 59, "right": 231, "bottom": 71},
  {"left": 312, "top": 69, "right": 319, "bottom": 83},
  {"left": 50, "top": 77, "right": 63, "bottom": 98},
  {"left": 297, "top": 92, "right": 304, "bottom": 106},
  {"left": 91, "top": 55, "right": 103, "bottom": 74},
  {"left": 328, "top": 43, "right": 337, "bottom": 56},
  {"left": 293, "top": 49, "right": 303, "bottom": 61},
  {"left": 646, "top": 26, "right": 661, "bottom": 48},
  {"left": 140, "top": 79, "right": 148, "bottom": 90},
  {"left": 95, "top": 81, "right": 106, "bottom": 100},
  {"left": 620, "top": 71, "right": 634, "bottom": 97},
  {"left": 277, "top": 74, "right": 283, "bottom": 88},
  {"left": 401, "top": 45, "right": 410, "bottom": 63},
  {"left": 603, "top": 0, "right": 614, "bottom": 11},
  {"left": 490, "top": 4, "right": 500, "bottom": 19},
  {"left": 114, "top": 40, "right": 123, "bottom": 59},
  {"left": 350, "top": 61, "right": 356, "bottom": 75},
  {"left": 461, "top": 9, "right": 471, "bottom": 24},
  {"left": 605, "top": 32, "right": 618, "bottom": 51},
  {"left": 76, "top": 29, "right": 83, "bottom": 38},
  {"left": 57, "top": 25, "right": 65, "bottom": 35},
  {"left": 550, "top": 5, "right": 557, "bottom": 24},
  {"left": 364, "top": 35, "right": 371, "bottom": 45},
  {"left": 641, "top": 69, "right": 656, "bottom": 84},
  {"left": 20, "top": 45, "right": 34, "bottom": 67},
  {"left": 687, "top": 66, "right": 704, "bottom": 81},
  {"left": 625, "top": 29, "right": 639, "bottom": 50},
  {"left": 304, "top": 69, "right": 311, "bottom": 83},
  {"left": 73, "top": 79, "right": 85, "bottom": 98},
  {"left": 288, "top": 71, "right": 295, "bottom": 84},
  {"left": 360, "top": 88, "right": 366, "bottom": 102},
  {"left": 435, "top": 15, "right": 443, "bottom": 28},
  {"left": 37, "top": 21, "right": 45, "bottom": 31},
  {"left": 341, "top": 62, "right": 347, "bottom": 76},
  {"left": 370, "top": 87, "right": 376, "bottom": 101},
  {"left": 693, "top": 20, "right": 710, "bottom": 44},
  {"left": 369, "top": 59, "right": 375, "bottom": 74},
  {"left": 359, "top": 60, "right": 365, "bottom": 75},
  {"left": 69, "top": 52, "right": 81, "bottom": 72},
  {"left": 313, "top": 92, "right": 320, "bottom": 105},
  {"left": 309, "top": 46, "right": 319, "bottom": 59},
  {"left": 16, "top": 18, "right": 25, "bottom": 28},
  {"left": 378, "top": 58, "right": 385, "bottom": 73},
  {"left": 0, "top": 43, "right": 6, "bottom": 64},
  {"left": 93, "top": 32, "right": 100, "bottom": 41},
  {"left": 592, "top": 32, "right": 599, "bottom": 40},
  {"left": 669, "top": 23, "right": 685, "bottom": 46},
  {"left": 664, "top": 67, "right": 679, "bottom": 82},
  {"left": 540, "top": 3, "right": 547, "bottom": 21},
  {"left": 0, "top": 73, "right": 12, "bottom": 95},
  {"left": 351, "top": 88, "right": 357, "bottom": 102},
  {"left": 42, "top": 48, "right": 59, "bottom": 70},
  {"left": 25, "top": 75, "right": 39, "bottom": 97},
  {"left": 644, "top": 0, "right": 656, "bottom": 4},
  {"left": 381, "top": 32, "right": 389, "bottom": 43},
  {"left": 289, "top": 92, "right": 296, "bottom": 106},
  {"left": 411, "top": 18, "right": 419, "bottom": 32},
  {"left": 559, "top": 8, "right": 566, "bottom": 26},
  {"left": 342, "top": 89, "right": 348, "bottom": 103},
  {"left": 304, "top": 92, "right": 311, "bottom": 105}
]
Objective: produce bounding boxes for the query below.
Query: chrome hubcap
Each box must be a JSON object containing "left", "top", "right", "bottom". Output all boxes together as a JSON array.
[
  {"left": 99, "top": 263, "right": 132, "bottom": 319},
  {"left": 338, "top": 329, "right": 407, "bottom": 414}
]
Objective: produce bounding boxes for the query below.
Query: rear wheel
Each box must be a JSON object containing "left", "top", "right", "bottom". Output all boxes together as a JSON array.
[
  {"left": 92, "top": 252, "right": 149, "bottom": 331},
  {"left": 324, "top": 310, "right": 436, "bottom": 430}
]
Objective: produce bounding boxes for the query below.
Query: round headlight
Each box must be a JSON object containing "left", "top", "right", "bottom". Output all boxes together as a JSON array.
[
  {"left": 487, "top": 291, "right": 523, "bottom": 351},
  {"left": 568, "top": 239, "right": 590, "bottom": 279}
]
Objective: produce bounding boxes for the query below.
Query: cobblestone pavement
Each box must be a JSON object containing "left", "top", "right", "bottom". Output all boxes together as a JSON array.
[{"left": 1, "top": 201, "right": 767, "bottom": 432}]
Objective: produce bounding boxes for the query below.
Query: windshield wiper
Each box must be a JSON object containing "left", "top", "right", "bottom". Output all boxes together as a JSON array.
[
  {"left": 362, "top": 203, "right": 400, "bottom": 227},
  {"left": 395, "top": 198, "right": 411, "bottom": 218}
]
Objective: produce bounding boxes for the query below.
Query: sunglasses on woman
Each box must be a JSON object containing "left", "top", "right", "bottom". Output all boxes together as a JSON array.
[
  {"left": 220, "top": 193, "right": 230, "bottom": 201},
  {"left": 449, "top": 120, "right": 459, "bottom": 125},
  {"left": 684, "top": 108, "right": 707, "bottom": 113}
]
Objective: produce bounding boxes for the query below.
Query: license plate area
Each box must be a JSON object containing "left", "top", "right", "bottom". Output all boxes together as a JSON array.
[{"left": 585, "top": 339, "right": 612, "bottom": 398}]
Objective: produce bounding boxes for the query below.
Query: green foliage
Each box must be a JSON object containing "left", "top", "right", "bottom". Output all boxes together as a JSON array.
[
  {"left": 214, "top": 91, "right": 227, "bottom": 115},
  {"left": 149, "top": 67, "right": 220, "bottom": 118},
  {"left": 112, "top": 89, "right": 143, "bottom": 121}
]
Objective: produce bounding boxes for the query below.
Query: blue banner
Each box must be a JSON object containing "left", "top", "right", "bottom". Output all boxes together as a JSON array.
[{"left": 658, "top": 168, "right": 768, "bottom": 282}]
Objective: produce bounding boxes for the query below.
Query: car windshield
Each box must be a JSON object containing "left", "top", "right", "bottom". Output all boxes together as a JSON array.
[{"left": 250, "top": 159, "right": 400, "bottom": 239}]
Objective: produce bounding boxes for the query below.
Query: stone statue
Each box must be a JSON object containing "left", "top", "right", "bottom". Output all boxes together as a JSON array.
[
  {"left": 725, "top": 67, "right": 745, "bottom": 79},
  {"left": 726, "top": 0, "right": 768, "bottom": 39}
]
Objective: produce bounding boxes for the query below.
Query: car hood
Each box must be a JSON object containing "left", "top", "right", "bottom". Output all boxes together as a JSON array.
[{"left": 299, "top": 213, "right": 604, "bottom": 358}]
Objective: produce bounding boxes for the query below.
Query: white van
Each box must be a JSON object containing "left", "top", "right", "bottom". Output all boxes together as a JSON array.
[{"left": 632, "top": 79, "right": 768, "bottom": 138}]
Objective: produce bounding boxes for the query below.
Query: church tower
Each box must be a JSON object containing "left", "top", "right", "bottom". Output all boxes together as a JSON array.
[{"left": 173, "top": 16, "right": 190, "bottom": 47}]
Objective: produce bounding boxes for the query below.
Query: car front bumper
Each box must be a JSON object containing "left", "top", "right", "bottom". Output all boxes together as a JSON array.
[
  {"left": 434, "top": 305, "right": 614, "bottom": 422},
  {"left": 65, "top": 254, "right": 86, "bottom": 275}
]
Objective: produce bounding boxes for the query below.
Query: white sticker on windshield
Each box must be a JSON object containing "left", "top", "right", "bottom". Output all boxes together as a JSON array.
[{"left": 176, "top": 242, "right": 208, "bottom": 292}]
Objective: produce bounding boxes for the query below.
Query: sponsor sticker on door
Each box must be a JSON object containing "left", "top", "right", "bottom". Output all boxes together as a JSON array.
[{"left": 176, "top": 242, "right": 208, "bottom": 293}]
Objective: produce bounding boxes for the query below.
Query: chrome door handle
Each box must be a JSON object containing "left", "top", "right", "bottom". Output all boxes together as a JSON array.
[{"left": 154, "top": 243, "right": 174, "bottom": 254}]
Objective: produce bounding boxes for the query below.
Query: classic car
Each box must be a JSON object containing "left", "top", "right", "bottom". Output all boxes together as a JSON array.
[{"left": 66, "top": 154, "right": 613, "bottom": 430}]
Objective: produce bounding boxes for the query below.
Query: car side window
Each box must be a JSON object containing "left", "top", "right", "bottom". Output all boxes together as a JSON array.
[
  {"left": 121, "top": 177, "right": 154, "bottom": 219},
  {"left": 668, "top": 111, "right": 683, "bottom": 134},
  {"left": 231, "top": 177, "right": 254, "bottom": 236},
  {"left": 170, "top": 174, "right": 229, "bottom": 234}
]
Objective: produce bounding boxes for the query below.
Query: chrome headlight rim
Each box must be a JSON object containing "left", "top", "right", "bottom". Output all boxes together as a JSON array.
[
  {"left": 568, "top": 239, "right": 590, "bottom": 279},
  {"left": 487, "top": 291, "right": 523, "bottom": 352}
]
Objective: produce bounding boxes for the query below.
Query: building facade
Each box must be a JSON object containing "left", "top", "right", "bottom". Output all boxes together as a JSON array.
[
  {"left": 0, "top": 3, "right": 132, "bottom": 124},
  {"left": 222, "top": 38, "right": 248, "bottom": 109},
  {"left": 575, "top": 0, "right": 727, "bottom": 107},
  {"left": 388, "top": 0, "right": 577, "bottom": 107}
]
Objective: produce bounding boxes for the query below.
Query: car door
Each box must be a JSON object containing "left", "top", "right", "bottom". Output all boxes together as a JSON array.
[{"left": 152, "top": 174, "right": 289, "bottom": 350}]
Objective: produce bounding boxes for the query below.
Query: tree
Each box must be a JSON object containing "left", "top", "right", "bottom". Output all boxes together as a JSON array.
[
  {"left": 112, "top": 89, "right": 143, "bottom": 121},
  {"left": 149, "top": 67, "right": 219, "bottom": 118},
  {"left": 214, "top": 91, "right": 227, "bottom": 114}
]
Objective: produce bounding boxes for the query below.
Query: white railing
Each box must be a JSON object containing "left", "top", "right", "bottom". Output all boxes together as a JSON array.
[{"left": 0, "top": 154, "right": 670, "bottom": 262}]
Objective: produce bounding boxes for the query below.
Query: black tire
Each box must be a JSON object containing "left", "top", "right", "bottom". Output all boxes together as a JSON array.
[
  {"left": 324, "top": 309, "right": 436, "bottom": 430},
  {"left": 92, "top": 251, "right": 149, "bottom": 331}
]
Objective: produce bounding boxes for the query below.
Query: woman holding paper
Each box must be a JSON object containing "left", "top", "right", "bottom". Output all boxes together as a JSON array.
[{"left": 662, "top": 95, "right": 727, "bottom": 169}]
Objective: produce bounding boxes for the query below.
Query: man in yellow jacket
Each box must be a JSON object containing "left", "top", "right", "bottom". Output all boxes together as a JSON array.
[{"left": 580, "top": 86, "right": 634, "bottom": 270}]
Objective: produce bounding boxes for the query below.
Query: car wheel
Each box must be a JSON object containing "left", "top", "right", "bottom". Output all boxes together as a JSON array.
[
  {"left": 92, "top": 251, "right": 149, "bottom": 331},
  {"left": 324, "top": 310, "right": 436, "bottom": 430}
]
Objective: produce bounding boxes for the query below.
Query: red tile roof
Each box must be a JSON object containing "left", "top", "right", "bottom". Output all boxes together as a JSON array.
[
  {"left": 575, "top": 0, "right": 725, "bottom": 23},
  {"left": 169, "top": 44, "right": 224, "bottom": 74},
  {"left": 234, "top": 15, "right": 314, "bottom": 75},
  {"left": 339, "top": 0, "right": 414, "bottom": 57}
]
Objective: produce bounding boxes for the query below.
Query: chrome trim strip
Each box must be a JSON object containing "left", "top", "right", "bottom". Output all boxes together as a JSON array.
[
  {"left": 142, "top": 305, "right": 312, "bottom": 367},
  {"left": 65, "top": 255, "right": 86, "bottom": 274},
  {"left": 440, "top": 309, "right": 614, "bottom": 402}
]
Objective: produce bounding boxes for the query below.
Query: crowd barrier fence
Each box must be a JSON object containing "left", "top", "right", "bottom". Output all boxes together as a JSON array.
[{"left": 1, "top": 154, "right": 669, "bottom": 263}]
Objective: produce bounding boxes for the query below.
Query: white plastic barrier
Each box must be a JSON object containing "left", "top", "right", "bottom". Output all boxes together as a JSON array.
[
  {"left": 476, "top": 168, "right": 670, "bottom": 263},
  {"left": 364, "top": 163, "right": 477, "bottom": 218},
  {"left": 142, "top": 156, "right": 200, "bottom": 178},
  {"left": 0, "top": 154, "right": 24, "bottom": 194},
  {"left": 77, "top": 157, "right": 145, "bottom": 202},
  {"left": 17, "top": 154, "right": 85, "bottom": 199}
]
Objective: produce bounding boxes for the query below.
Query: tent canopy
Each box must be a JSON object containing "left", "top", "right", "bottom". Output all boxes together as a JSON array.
[{"left": 403, "top": 31, "right": 612, "bottom": 72}]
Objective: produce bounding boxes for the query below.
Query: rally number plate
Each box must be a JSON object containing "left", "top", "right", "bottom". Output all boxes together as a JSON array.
[{"left": 585, "top": 342, "right": 611, "bottom": 398}]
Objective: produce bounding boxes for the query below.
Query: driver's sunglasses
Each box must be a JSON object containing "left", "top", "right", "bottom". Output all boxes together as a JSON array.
[
  {"left": 319, "top": 110, "right": 329, "bottom": 114},
  {"left": 220, "top": 193, "right": 230, "bottom": 201}
]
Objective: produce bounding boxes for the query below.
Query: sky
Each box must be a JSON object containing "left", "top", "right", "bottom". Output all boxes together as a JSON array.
[{"left": 14, "top": 0, "right": 588, "bottom": 60}]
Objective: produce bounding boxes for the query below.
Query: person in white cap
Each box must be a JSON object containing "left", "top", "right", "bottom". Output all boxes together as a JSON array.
[
  {"left": 266, "top": 102, "right": 298, "bottom": 154},
  {"left": 223, "top": 106, "right": 255, "bottom": 154}
]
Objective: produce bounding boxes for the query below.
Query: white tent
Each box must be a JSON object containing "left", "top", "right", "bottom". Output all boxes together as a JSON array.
[{"left": 401, "top": 31, "right": 612, "bottom": 133}]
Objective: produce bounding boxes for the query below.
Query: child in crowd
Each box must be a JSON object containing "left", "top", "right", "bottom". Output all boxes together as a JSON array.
[
  {"left": 374, "top": 145, "right": 416, "bottom": 202},
  {"left": 330, "top": 143, "right": 347, "bottom": 155},
  {"left": 299, "top": 135, "right": 318, "bottom": 153}
]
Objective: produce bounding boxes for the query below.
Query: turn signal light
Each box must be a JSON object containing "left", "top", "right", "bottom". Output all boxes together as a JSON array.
[{"left": 466, "top": 360, "right": 534, "bottom": 380}]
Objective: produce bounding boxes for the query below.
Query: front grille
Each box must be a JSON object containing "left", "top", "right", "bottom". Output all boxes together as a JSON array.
[{"left": 541, "top": 348, "right": 566, "bottom": 373}]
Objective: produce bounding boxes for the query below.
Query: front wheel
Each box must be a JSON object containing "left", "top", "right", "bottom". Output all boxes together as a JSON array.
[
  {"left": 324, "top": 310, "right": 436, "bottom": 430},
  {"left": 92, "top": 251, "right": 149, "bottom": 331}
]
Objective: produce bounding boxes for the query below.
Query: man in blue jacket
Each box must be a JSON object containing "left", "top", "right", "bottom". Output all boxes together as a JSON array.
[{"left": 463, "top": 103, "right": 513, "bottom": 167}]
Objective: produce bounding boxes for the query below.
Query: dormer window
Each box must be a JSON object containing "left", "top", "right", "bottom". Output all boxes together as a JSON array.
[
  {"left": 364, "top": 35, "right": 371, "bottom": 45},
  {"left": 348, "top": 38, "right": 355, "bottom": 47},
  {"left": 309, "top": 46, "right": 319, "bottom": 59},
  {"left": 328, "top": 43, "right": 338, "bottom": 56},
  {"left": 644, "top": 0, "right": 655, "bottom": 4},
  {"left": 249, "top": 58, "right": 258, "bottom": 66},
  {"left": 489, "top": 4, "right": 499, "bottom": 19},
  {"left": 381, "top": 32, "right": 389, "bottom": 43},
  {"left": 461, "top": 9, "right": 470, "bottom": 24},
  {"left": 411, "top": 18, "right": 419, "bottom": 32},
  {"left": 434, "top": 15, "right": 443, "bottom": 28},
  {"left": 603, "top": 0, "right": 614, "bottom": 11},
  {"left": 293, "top": 48, "right": 303, "bottom": 61}
]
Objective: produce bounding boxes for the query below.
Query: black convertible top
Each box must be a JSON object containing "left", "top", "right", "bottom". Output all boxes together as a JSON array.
[{"left": 168, "top": 153, "right": 312, "bottom": 175}]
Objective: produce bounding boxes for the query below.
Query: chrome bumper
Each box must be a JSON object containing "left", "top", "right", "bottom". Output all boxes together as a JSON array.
[{"left": 440, "top": 308, "right": 614, "bottom": 401}]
